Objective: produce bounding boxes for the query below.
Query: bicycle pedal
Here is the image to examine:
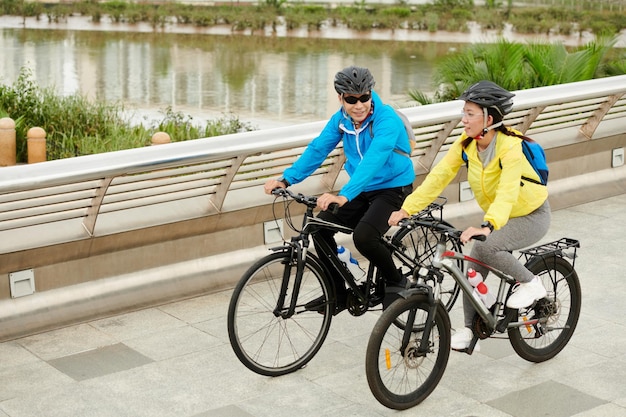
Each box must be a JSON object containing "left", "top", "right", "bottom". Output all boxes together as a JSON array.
[{"left": 452, "top": 338, "right": 481, "bottom": 355}]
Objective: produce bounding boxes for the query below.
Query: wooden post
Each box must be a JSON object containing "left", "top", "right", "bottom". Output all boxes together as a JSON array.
[
  {"left": 151, "top": 132, "right": 171, "bottom": 146},
  {"left": 27, "top": 127, "right": 47, "bottom": 164},
  {"left": 0, "top": 117, "right": 16, "bottom": 166}
]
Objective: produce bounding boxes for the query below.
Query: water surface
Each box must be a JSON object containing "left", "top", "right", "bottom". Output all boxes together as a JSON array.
[{"left": 0, "top": 25, "right": 461, "bottom": 128}]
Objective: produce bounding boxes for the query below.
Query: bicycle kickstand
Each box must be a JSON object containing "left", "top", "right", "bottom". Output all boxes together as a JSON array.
[{"left": 464, "top": 336, "right": 480, "bottom": 355}]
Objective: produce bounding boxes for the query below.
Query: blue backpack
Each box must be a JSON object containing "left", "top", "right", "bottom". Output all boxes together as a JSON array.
[{"left": 462, "top": 138, "right": 548, "bottom": 185}]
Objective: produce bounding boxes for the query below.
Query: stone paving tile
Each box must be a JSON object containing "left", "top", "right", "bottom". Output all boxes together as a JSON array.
[
  {"left": 47, "top": 343, "right": 153, "bottom": 381},
  {"left": 487, "top": 380, "right": 607, "bottom": 417}
]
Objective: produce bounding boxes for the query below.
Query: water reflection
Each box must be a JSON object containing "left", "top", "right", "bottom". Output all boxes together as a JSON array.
[{"left": 0, "top": 28, "right": 460, "bottom": 127}]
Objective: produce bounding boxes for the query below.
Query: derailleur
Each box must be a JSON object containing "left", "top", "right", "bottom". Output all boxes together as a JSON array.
[{"left": 534, "top": 297, "right": 558, "bottom": 320}]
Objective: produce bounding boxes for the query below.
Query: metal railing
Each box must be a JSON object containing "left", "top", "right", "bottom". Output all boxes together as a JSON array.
[{"left": 1, "top": 76, "right": 625, "bottom": 256}]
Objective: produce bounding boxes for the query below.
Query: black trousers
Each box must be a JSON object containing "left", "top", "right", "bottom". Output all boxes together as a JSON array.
[{"left": 315, "top": 184, "right": 413, "bottom": 299}]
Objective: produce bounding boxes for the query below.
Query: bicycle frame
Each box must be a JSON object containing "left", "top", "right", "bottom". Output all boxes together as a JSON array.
[
  {"left": 270, "top": 189, "right": 386, "bottom": 315},
  {"left": 430, "top": 237, "right": 512, "bottom": 330},
  {"left": 426, "top": 232, "right": 574, "bottom": 333}
]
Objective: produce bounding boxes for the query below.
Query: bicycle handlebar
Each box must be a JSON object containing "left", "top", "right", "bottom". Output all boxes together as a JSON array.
[
  {"left": 399, "top": 215, "right": 486, "bottom": 242},
  {"left": 271, "top": 187, "right": 339, "bottom": 214}
]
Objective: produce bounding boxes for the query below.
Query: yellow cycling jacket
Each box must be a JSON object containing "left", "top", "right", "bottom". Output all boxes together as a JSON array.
[{"left": 401, "top": 130, "right": 548, "bottom": 230}]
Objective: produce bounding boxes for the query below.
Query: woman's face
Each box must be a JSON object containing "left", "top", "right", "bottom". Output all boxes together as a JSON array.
[
  {"left": 461, "top": 101, "right": 492, "bottom": 138},
  {"left": 340, "top": 93, "right": 372, "bottom": 124}
]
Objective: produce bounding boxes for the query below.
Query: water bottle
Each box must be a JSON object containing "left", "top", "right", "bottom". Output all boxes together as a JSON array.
[
  {"left": 337, "top": 245, "right": 364, "bottom": 280},
  {"left": 467, "top": 268, "right": 482, "bottom": 287},
  {"left": 474, "top": 281, "right": 496, "bottom": 309},
  {"left": 468, "top": 268, "right": 495, "bottom": 308}
]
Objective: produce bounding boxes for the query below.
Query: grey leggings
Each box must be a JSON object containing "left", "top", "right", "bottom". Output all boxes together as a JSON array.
[{"left": 462, "top": 200, "right": 551, "bottom": 327}]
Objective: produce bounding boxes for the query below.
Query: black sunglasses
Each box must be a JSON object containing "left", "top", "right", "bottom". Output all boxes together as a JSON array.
[{"left": 343, "top": 93, "right": 371, "bottom": 104}]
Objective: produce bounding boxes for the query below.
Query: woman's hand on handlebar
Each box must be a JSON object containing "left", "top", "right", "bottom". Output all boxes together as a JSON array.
[
  {"left": 317, "top": 193, "right": 347, "bottom": 212},
  {"left": 264, "top": 179, "right": 286, "bottom": 195},
  {"left": 460, "top": 226, "right": 490, "bottom": 244},
  {"left": 388, "top": 209, "right": 410, "bottom": 226}
]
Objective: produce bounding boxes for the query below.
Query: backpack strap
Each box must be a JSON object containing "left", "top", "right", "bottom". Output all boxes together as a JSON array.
[
  {"left": 463, "top": 141, "right": 546, "bottom": 186},
  {"left": 370, "top": 109, "right": 414, "bottom": 158}
]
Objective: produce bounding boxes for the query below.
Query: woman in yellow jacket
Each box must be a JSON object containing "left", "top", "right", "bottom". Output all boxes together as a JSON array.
[{"left": 388, "top": 81, "right": 551, "bottom": 351}]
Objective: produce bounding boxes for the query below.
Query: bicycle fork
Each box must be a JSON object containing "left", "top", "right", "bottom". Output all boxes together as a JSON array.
[
  {"left": 399, "top": 284, "right": 439, "bottom": 357},
  {"left": 274, "top": 242, "right": 307, "bottom": 319}
]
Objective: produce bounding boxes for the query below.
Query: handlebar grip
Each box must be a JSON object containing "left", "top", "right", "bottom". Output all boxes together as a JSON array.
[
  {"left": 397, "top": 218, "right": 410, "bottom": 228},
  {"left": 473, "top": 234, "right": 487, "bottom": 241},
  {"left": 328, "top": 203, "right": 340, "bottom": 215}
]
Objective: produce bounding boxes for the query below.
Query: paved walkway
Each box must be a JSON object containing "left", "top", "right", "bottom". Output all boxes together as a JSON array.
[{"left": 1, "top": 194, "right": 625, "bottom": 417}]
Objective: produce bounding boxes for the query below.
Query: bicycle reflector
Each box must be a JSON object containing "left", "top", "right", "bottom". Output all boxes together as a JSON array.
[{"left": 385, "top": 349, "right": 392, "bottom": 370}]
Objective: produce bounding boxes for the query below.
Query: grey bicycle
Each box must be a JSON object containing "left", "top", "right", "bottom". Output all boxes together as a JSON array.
[{"left": 365, "top": 213, "right": 581, "bottom": 410}]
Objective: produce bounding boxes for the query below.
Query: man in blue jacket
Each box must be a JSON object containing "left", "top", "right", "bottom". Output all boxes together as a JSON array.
[{"left": 264, "top": 66, "right": 415, "bottom": 313}]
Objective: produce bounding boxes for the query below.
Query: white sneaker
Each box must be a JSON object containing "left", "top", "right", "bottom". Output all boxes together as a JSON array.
[
  {"left": 506, "top": 276, "right": 547, "bottom": 309},
  {"left": 450, "top": 327, "right": 480, "bottom": 352}
]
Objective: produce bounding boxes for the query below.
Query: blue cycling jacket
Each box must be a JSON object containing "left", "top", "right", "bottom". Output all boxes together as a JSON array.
[{"left": 282, "top": 91, "right": 415, "bottom": 201}]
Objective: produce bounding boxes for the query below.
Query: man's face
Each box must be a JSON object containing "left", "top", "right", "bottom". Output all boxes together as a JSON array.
[{"left": 340, "top": 92, "right": 372, "bottom": 124}]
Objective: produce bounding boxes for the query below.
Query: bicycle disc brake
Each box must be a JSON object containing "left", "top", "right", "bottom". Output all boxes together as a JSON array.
[{"left": 403, "top": 341, "right": 425, "bottom": 369}]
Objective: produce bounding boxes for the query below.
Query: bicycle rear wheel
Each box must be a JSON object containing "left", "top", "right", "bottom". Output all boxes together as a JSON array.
[
  {"left": 508, "top": 256, "right": 581, "bottom": 362},
  {"left": 366, "top": 295, "right": 451, "bottom": 410},
  {"left": 392, "top": 223, "right": 462, "bottom": 311},
  {"left": 227, "top": 251, "right": 333, "bottom": 376}
]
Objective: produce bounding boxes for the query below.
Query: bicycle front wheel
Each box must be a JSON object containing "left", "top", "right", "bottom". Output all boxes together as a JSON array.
[
  {"left": 366, "top": 295, "right": 451, "bottom": 410},
  {"left": 508, "top": 256, "right": 581, "bottom": 362},
  {"left": 227, "top": 251, "right": 333, "bottom": 376},
  {"left": 392, "top": 223, "right": 462, "bottom": 311}
]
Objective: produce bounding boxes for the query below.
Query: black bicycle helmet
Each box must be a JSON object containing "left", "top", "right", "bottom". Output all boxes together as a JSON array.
[
  {"left": 334, "top": 66, "right": 376, "bottom": 95},
  {"left": 458, "top": 80, "right": 515, "bottom": 116}
]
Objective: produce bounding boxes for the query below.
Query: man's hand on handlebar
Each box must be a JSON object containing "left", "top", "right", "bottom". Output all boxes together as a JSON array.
[
  {"left": 388, "top": 209, "right": 410, "bottom": 226},
  {"left": 264, "top": 179, "right": 286, "bottom": 195},
  {"left": 316, "top": 193, "right": 347, "bottom": 212}
]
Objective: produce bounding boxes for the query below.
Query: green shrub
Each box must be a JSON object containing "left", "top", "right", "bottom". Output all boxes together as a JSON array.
[{"left": 0, "top": 68, "right": 254, "bottom": 161}]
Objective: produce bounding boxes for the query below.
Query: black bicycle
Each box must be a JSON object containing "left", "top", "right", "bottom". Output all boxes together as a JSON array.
[
  {"left": 226, "top": 189, "right": 461, "bottom": 376},
  {"left": 365, "top": 215, "right": 581, "bottom": 410}
]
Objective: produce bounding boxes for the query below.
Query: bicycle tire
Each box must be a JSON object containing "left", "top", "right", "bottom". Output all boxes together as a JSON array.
[
  {"left": 365, "top": 295, "right": 451, "bottom": 410},
  {"left": 227, "top": 251, "right": 333, "bottom": 376},
  {"left": 392, "top": 223, "right": 462, "bottom": 311},
  {"left": 508, "top": 256, "right": 581, "bottom": 362}
]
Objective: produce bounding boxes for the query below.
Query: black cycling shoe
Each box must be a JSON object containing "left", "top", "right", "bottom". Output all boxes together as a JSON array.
[{"left": 382, "top": 277, "right": 410, "bottom": 310}]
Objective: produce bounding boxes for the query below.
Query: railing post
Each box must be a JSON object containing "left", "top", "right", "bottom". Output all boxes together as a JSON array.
[
  {"left": 151, "top": 132, "right": 171, "bottom": 146},
  {"left": 0, "top": 117, "right": 16, "bottom": 166},
  {"left": 27, "top": 127, "right": 47, "bottom": 164}
]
